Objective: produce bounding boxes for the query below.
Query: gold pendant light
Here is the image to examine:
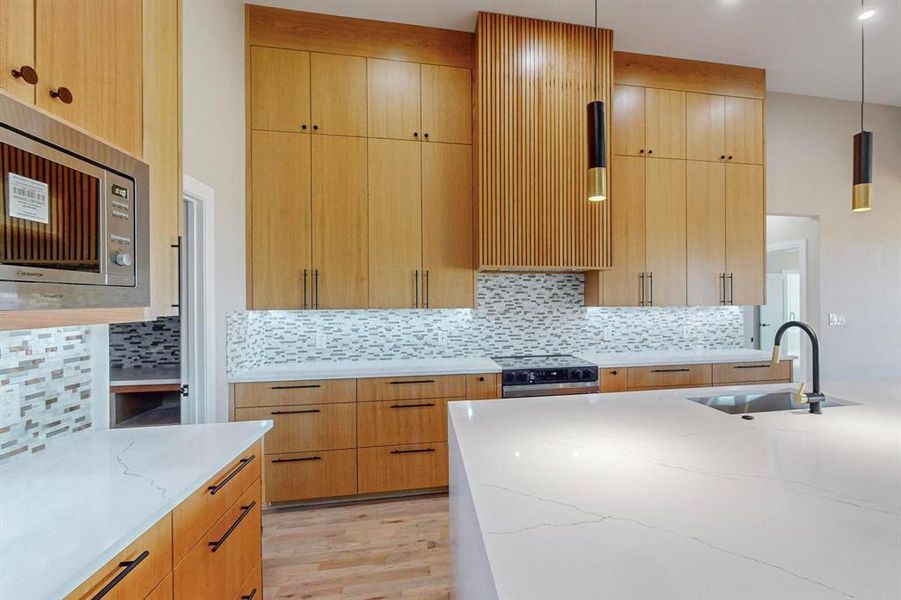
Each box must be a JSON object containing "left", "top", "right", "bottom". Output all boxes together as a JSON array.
[
  {"left": 586, "top": 0, "right": 607, "bottom": 202},
  {"left": 853, "top": 0, "right": 873, "bottom": 212}
]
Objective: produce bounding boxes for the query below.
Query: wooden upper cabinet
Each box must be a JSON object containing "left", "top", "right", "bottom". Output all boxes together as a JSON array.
[
  {"left": 725, "top": 97, "right": 764, "bottom": 164},
  {"left": 368, "top": 139, "right": 422, "bottom": 308},
  {"left": 725, "top": 163, "right": 765, "bottom": 305},
  {"left": 645, "top": 158, "right": 687, "bottom": 306},
  {"left": 310, "top": 52, "right": 366, "bottom": 136},
  {"left": 686, "top": 93, "right": 725, "bottom": 162},
  {"left": 35, "top": 0, "right": 143, "bottom": 156},
  {"left": 645, "top": 88, "right": 685, "bottom": 159},
  {"left": 603, "top": 155, "right": 646, "bottom": 306},
  {"left": 687, "top": 160, "right": 726, "bottom": 306},
  {"left": 367, "top": 58, "right": 420, "bottom": 140},
  {"left": 250, "top": 131, "right": 312, "bottom": 309},
  {"left": 312, "top": 135, "right": 369, "bottom": 309},
  {"left": 1, "top": 0, "right": 35, "bottom": 103},
  {"left": 421, "top": 64, "right": 472, "bottom": 144},
  {"left": 250, "top": 46, "right": 310, "bottom": 132},
  {"left": 422, "top": 142, "right": 473, "bottom": 308},
  {"left": 611, "top": 85, "right": 645, "bottom": 156}
]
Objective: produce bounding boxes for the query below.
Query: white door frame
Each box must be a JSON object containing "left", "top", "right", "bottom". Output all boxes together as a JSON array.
[
  {"left": 182, "top": 174, "right": 217, "bottom": 424},
  {"left": 765, "top": 238, "right": 808, "bottom": 380}
]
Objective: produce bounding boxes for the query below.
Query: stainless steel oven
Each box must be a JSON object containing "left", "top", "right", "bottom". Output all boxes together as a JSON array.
[{"left": 0, "top": 93, "right": 149, "bottom": 310}]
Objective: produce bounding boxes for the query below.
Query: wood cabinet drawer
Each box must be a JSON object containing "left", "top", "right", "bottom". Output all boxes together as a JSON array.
[
  {"left": 173, "top": 441, "right": 261, "bottom": 564},
  {"left": 265, "top": 449, "right": 357, "bottom": 502},
  {"left": 174, "top": 481, "right": 262, "bottom": 599},
  {"left": 358, "top": 398, "right": 447, "bottom": 447},
  {"left": 712, "top": 360, "right": 792, "bottom": 385},
  {"left": 234, "top": 561, "right": 262, "bottom": 600},
  {"left": 358, "top": 443, "right": 448, "bottom": 494},
  {"left": 146, "top": 573, "right": 173, "bottom": 600},
  {"left": 357, "top": 374, "right": 465, "bottom": 402},
  {"left": 600, "top": 368, "right": 628, "bottom": 393},
  {"left": 66, "top": 515, "right": 172, "bottom": 600},
  {"left": 235, "top": 403, "right": 356, "bottom": 453},
  {"left": 627, "top": 364, "right": 712, "bottom": 389},
  {"left": 465, "top": 373, "right": 501, "bottom": 400},
  {"left": 234, "top": 379, "right": 356, "bottom": 408}
]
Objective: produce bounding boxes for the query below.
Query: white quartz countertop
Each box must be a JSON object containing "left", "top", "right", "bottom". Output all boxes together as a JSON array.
[
  {"left": 577, "top": 348, "right": 784, "bottom": 368},
  {"left": 0, "top": 421, "right": 272, "bottom": 599},
  {"left": 448, "top": 379, "right": 901, "bottom": 599},
  {"left": 227, "top": 357, "right": 502, "bottom": 383}
]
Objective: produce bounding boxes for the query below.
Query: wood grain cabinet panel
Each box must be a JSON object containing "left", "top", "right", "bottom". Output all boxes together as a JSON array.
[
  {"left": 422, "top": 142, "right": 474, "bottom": 308},
  {"left": 599, "top": 155, "right": 646, "bottom": 306},
  {"left": 421, "top": 64, "right": 472, "bottom": 144},
  {"left": 250, "top": 130, "right": 312, "bottom": 309},
  {"left": 686, "top": 92, "right": 725, "bottom": 162},
  {"left": 312, "top": 135, "right": 369, "bottom": 308},
  {"left": 65, "top": 515, "right": 172, "bottom": 600},
  {"left": 725, "top": 163, "right": 765, "bottom": 305},
  {"left": 712, "top": 361, "right": 791, "bottom": 385},
  {"left": 628, "top": 364, "right": 712, "bottom": 390},
  {"left": 234, "top": 379, "right": 357, "bottom": 409},
  {"left": 358, "top": 443, "right": 449, "bottom": 494},
  {"left": 465, "top": 373, "right": 502, "bottom": 400},
  {"left": 368, "top": 138, "right": 422, "bottom": 308},
  {"left": 145, "top": 573, "right": 173, "bottom": 600},
  {"left": 687, "top": 160, "right": 726, "bottom": 306},
  {"left": 35, "top": 0, "right": 143, "bottom": 156},
  {"left": 645, "top": 88, "right": 685, "bottom": 159},
  {"left": 358, "top": 398, "right": 448, "bottom": 447},
  {"left": 0, "top": 0, "right": 35, "bottom": 103},
  {"left": 645, "top": 158, "right": 686, "bottom": 306},
  {"left": 358, "top": 374, "right": 466, "bottom": 402},
  {"left": 600, "top": 368, "right": 628, "bottom": 393},
  {"left": 725, "top": 97, "right": 764, "bottom": 164},
  {"left": 265, "top": 449, "right": 357, "bottom": 502},
  {"left": 310, "top": 52, "right": 367, "bottom": 136},
  {"left": 235, "top": 403, "right": 356, "bottom": 454},
  {"left": 611, "top": 85, "right": 645, "bottom": 156},
  {"left": 367, "top": 58, "right": 421, "bottom": 140},
  {"left": 250, "top": 46, "right": 311, "bottom": 132},
  {"left": 234, "top": 562, "right": 262, "bottom": 600}
]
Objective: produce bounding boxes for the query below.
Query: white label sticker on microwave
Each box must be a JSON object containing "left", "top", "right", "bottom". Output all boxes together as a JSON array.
[{"left": 7, "top": 173, "right": 50, "bottom": 224}]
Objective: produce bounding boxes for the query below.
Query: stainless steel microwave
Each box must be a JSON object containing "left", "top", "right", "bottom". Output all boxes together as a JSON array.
[{"left": 0, "top": 93, "right": 149, "bottom": 310}]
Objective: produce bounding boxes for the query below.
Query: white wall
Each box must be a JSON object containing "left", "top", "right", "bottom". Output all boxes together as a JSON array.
[
  {"left": 182, "top": 0, "right": 246, "bottom": 421},
  {"left": 766, "top": 92, "right": 901, "bottom": 380}
]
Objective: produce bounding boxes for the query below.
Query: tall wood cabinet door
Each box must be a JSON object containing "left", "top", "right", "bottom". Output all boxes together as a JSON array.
[
  {"left": 368, "top": 139, "right": 422, "bottom": 308},
  {"left": 421, "top": 64, "right": 472, "bottom": 144},
  {"left": 725, "top": 97, "right": 764, "bottom": 164},
  {"left": 312, "top": 135, "right": 369, "bottom": 309},
  {"left": 250, "top": 46, "right": 310, "bottom": 133},
  {"left": 611, "top": 85, "right": 645, "bottom": 156},
  {"left": 35, "top": 0, "right": 143, "bottom": 156},
  {"left": 602, "top": 155, "right": 646, "bottom": 306},
  {"left": 368, "top": 58, "right": 420, "bottom": 141},
  {"left": 422, "top": 143, "right": 473, "bottom": 308},
  {"left": 250, "top": 131, "right": 312, "bottom": 309},
  {"left": 645, "top": 158, "right": 687, "bottom": 306},
  {"left": 310, "top": 52, "right": 367, "bottom": 137},
  {"left": 0, "top": 0, "right": 35, "bottom": 103},
  {"left": 645, "top": 88, "right": 685, "bottom": 159},
  {"left": 686, "top": 93, "right": 725, "bottom": 162},
  {"left": 725, "top": 163, "right": 765, "bottom": 305},
  {"left": 687, "top": 161, "right": 726, "bottom": 306}
]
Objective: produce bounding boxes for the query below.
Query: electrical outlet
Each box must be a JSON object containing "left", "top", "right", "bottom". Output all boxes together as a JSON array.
[
  {"left": 0, "top": 385, "right": 20, "bottom": 428},
  {"left": 315, "top": 332, "right": 327, "bottom": 349}
]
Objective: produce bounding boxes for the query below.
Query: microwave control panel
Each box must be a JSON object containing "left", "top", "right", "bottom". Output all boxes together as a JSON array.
[{"left": 106, "top": 171, "right": 137, "bottom": 286}]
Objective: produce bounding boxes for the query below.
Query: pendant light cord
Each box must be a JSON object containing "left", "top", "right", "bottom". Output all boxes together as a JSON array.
[{"left": 861, "top": 0, "right": 865, "bottom": 130}]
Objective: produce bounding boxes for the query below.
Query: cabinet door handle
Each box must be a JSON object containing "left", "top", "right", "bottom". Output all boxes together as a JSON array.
[
  {"left": 639, "top": 148, "right": 645, "bottom": 154},
  {"left": 413, "top": 131, "right": 419, "bottom": 138},
  {"left": 639, "top": 273, "right": 645, "bottom": 306},
  {"left": 389, "top": 379, "right": 435, "bottom": 385},
  {"left": 720, "top": 273, "right": 726, "bottom": 305},
  {"left": 270, "top": 384, "right": 321, "bottom": 390},
  {"left": 242, "top": 589, "right": 258, "bottom": 600},
  {"left": 271, "top": 408, "right": 321, "bottom": 415},
  {"left": 609, "top": 370, "right": 618, "bottom": 375},
  {"left": 720, "top": 155, "right": 726, "bottom": 160},
  {"left": 11, "top": 65, "right": 38, "bottom": 85},
  {"left": 170, "top": 236, "right": 183, "bottom": 313},
  {"left": 390, "top": 402, "right": 435, "bottom": 409},
  {"left": 49, "top": 86, "right": 73, "bottom": 103},
  {"left": 414, "top": 270, "right": 420, "bottom": 308},
  {"left": 272, "top": 456, "right": 321, "bottom": 463},
  {"left": 647, "top": 272, "right": 654, "bottom": 306},
  {"left": 300, "top": 124, "right": 307, "bottom": 130},
  {"left": 303, "top": 269, "right": 308, "bottom": 310},
  {"left": 312, "top": 269, "right": 320, "bottom": 309},
  {"left": 734, "top": 364, "right": 770, "bottom": 369},
  {"left": 391, "top": 447, "right": 436, "bottom": 455},
  {"left": 312, "top": 124, "right": 319, "bottom": 130},
  {"left": 209, "top": 501, "right": 256, "bottom": 552},
  {"left": 424, "top": 270, "right": 430, "bottom": 308},
  {"left": 651, "top": 368, "right": 690, "bottom": 373},
  {"left": 647, "top": 149, "right": 653, "bottom": 155},
  {"left": 207, "top": 455, "right": 255, "bottom": 495},
  {"left": 89, "top": 550, "right": 150, "bottom": 600},
  {"left": 727, "top": 272, "right": 734, "bottom": 305},
  {"left": 727, "top": 155, "right": 733, "bottom": 160},
  {"left": 423, "top": 132, "right": 429, "bottom": 139}
]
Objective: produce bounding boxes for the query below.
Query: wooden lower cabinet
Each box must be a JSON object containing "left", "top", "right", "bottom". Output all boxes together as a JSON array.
[
  {"left": 236, "top": 562, "right": 263, "bottom": 600},
  {"left": 600, "top": 368, "right": 628, "bottom": 393},
  {"left": 357, "top": 398, "right": 447, "bottom": 447},
  {"left": 235, "top": 403, "right": 356, "bottom": 454},
  {"left": 712, "top": 360, "right": 791, "bottom": 385},
  {"left": 601, "top": 360, "right": 793, "bottom": 392},
  {"left": 465, "top": 373, "right": 502, "bottom": 400},
  {"left": 357, "top": 374, "right": 465, "bottom": 402},
  {"left": 629, "top": 363, "right": 711, "bottom": 389},
  {"left": 147, "top": 573, "right": 173, "bottom": 600},
  {"left": 234, "top": 379, "right": 356, "bottom": 409},
  {"left": 358, "top": 443, "right": 449, "bottom": 494},
  {"left": 265, "top": 450, "right": 357, "bottom": 502}
]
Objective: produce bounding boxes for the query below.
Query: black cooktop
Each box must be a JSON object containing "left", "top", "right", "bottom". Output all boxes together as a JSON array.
[
  {"left": 491, "top": 354, "right": 595, "bottom": 370},
  {"left": 492, "top": 354, "right": 598, "bottom": 386}
]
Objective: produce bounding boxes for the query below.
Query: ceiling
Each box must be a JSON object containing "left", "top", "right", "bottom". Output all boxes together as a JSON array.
[{"left": 252, "top": 0, "right": 901, "bottom": 107}]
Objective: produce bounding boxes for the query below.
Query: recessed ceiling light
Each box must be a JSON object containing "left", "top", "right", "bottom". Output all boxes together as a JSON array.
[{"left": 859, "top": 9, "right": 876, "bottom": 20}]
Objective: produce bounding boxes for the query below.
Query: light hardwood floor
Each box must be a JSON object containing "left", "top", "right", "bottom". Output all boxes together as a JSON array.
[{"left": 262, "top": 494, "right": 451, "bottom": 599}]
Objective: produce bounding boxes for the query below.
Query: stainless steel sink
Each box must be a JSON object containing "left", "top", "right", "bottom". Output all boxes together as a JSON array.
[{"left": 686, "top": 392, "right": 856, "bottom": 415}]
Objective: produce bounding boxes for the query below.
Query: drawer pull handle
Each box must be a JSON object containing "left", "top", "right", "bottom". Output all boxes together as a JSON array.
[
  {"left": 89, "top": 550, "right": 150, "bottom": 600},
  {"left": 207, "top": 455, "right": 255, "bottom": 495},
  {"left": 390, "top": 402, "right": 436, "bottom": 409},
  {"left": 270, "top": 384, "right": 321, "bottom": 390},
  {"left": 209, "top": 501, "right": 256, "bottom": 553},
  {"left": 272, "top": 456, "right": 321, "bottom": 463},
  {"left": 734, "top": 364, "right": 770, "bottom": 369},
  {"left": 391, "top": 448, "right": 436, "bottom": 455},
  {"left": 242, "top": 590, "right": 258, "bottom": 600},
  {"left": 271, "top": 409, "right": 321, "bottom": 415},
  {"left": 650, "top": 368, "right": 691, "bottom": 373},
  {"left": 389, "top": 379, "right": 435, "bottom": 385}
]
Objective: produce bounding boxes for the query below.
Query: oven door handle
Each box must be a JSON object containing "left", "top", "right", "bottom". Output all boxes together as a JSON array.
[{"left": 502, "top": 381, "right": 599, "bottom": 398}]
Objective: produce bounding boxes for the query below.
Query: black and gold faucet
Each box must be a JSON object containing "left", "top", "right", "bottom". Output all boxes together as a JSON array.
[{"left": 771, "top": 321, "right": 826, "bottom": 414}]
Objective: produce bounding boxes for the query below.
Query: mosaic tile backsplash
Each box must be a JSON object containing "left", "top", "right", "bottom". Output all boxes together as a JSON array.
[
  {"left": 228, "top": 273, "right": 744, "bottom": 374},
  {"left": 0, "top": 327, "right": 93, "bottom": 463},
  {"left": 109, "top": 316, "right": 180, "bottom": 369}
]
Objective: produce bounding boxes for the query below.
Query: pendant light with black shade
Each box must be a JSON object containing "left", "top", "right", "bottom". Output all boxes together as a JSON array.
[
  {"left": 586, "top": 0, "right": 607, "bottom": 202},
  {"left": 853, "top": 0, "right": 873, "bottom": 212}
]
